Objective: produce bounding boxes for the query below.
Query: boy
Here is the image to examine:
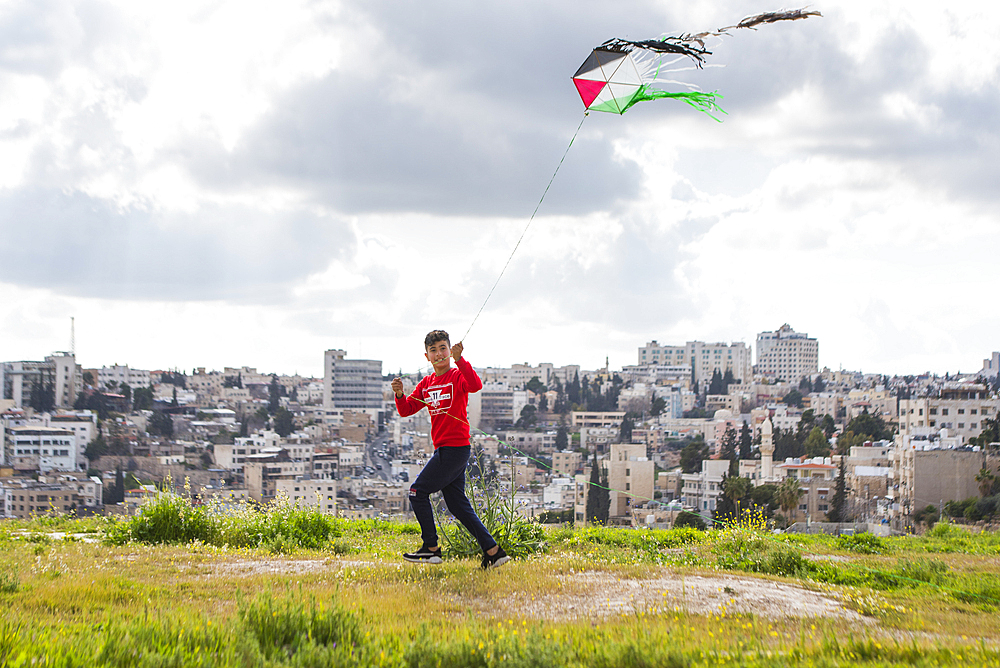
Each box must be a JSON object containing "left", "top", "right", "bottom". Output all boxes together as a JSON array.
[{"left": 392, "top": 330, "right": 509, "bottom": 569}]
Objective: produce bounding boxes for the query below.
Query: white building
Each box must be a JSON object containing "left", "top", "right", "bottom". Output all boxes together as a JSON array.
[
  {"left": 898, "top": 383, "right": 998, "bottom": 444},
  {"left": 1, "top": 353, "right": 82, "bottom": 410},
  {"left": 98, "top": 365, "right": 151, "bottom": 391},
  {"left": 638, "top": 341, "right": 752, "bottom": 387},
  {"left": 681, "top": 458, "right": 729, "bottom": 517},
  {"left": 755, "top": 324, "right": 819, "bottom": 384},
  {"left": 323, "top": 349, "right": 383, "bottom": 424},
  {"left": 9, "top": 426, "right": 78, "bottom": 472},
  {"left": 274, "top": 478, "right": 338, "bottom": 514}
]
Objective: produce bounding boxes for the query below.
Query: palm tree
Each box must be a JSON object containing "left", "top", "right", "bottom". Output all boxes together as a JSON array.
[
  {"left": 976, "top": 467, "right": 995, "bottom": 498},
  {"left": 776, "top": 476, "right": 804, "bottom": 522}
]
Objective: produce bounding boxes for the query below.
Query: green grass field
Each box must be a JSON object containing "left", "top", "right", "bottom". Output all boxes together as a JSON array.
[{"left": 2, "top": 499, "right": 1000, "bottom": 667}]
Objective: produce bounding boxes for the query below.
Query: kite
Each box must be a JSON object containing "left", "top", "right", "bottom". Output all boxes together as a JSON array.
[{"left": 572, "top": 9, "right": 821, "bottom": 119}]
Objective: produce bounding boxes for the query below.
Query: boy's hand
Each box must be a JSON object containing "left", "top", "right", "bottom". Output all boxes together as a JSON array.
[
  {"left": 451, "top": 341, "right": 464, "bottom": 362},
  {"left": 391, "top": 378, "right": 404, "bottom": 397}
]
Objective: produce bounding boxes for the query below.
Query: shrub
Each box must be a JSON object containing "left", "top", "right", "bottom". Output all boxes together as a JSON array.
[
  {"left": 836, "top": 532, "right": 891, "bottom": 555},
  {"left": 239, "top": 589, "right": 361, "bottom": 660},
  {"left": 713, "top": 526, "right": 805, "bottom": 577},
  {"left": 105, "top": 492, "right": 342, "bottom": 551},
  {"left": 673, "top": 511, "right": 706, "bottom": 531},
  {"left": 439, "top": 472, "right": 546, "bottom": 560}
]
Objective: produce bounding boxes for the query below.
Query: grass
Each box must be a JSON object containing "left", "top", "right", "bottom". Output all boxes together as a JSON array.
[{"left": 1, "top": 499, "right": 1000, "bottom": 666}]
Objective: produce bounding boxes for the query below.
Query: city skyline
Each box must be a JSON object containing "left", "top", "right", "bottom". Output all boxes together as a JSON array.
[{"left": 1, "top": 2, "right": 998, "bottom": 378}]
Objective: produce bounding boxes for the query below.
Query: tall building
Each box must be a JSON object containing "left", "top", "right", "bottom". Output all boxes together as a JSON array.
[
  {"left": 323, "top": 349, "right": 383, "bottom": 424},
  {"left": 755, "top": 324, "right": 818, "bottom": 383},
  {"left": 1, "top": 353, "right": 82, "bottom": 410},
  {"left": 638, "top": 340, "right": 752, "bottom": 387}
]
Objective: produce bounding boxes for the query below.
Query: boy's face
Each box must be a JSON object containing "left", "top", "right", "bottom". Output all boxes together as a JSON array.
[{"left": 425, "top": 339, "right": 451, "bottom": 374}]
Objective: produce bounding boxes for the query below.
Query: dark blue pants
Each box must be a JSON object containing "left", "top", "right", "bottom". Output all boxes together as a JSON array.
[{"left": 409, "top": 445, "right": 497, "bottom": 552}]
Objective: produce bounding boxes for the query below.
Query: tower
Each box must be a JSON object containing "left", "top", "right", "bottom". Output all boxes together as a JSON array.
[{"left": 760, "top": 417, "right": 774, "bottom": 482}]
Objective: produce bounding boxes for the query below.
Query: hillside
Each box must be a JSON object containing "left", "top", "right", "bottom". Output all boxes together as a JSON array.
[{"left": 3, "top": 504, "right": 1000, "bottom": 667}]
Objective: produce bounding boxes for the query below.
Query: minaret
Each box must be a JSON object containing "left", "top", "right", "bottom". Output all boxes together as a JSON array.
[{"left": 760, "top": 417, "right": 774, "bottom": 481}]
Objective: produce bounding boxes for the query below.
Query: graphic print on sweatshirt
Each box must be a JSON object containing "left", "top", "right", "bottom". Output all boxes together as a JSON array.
[{"left": 423, "top": 382, "right": 453, "bottom": 416}]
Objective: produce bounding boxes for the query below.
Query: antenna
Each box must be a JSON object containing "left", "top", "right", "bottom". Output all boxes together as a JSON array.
[{"left": 70, "top": 317, "right": 75, "bottom": 356}]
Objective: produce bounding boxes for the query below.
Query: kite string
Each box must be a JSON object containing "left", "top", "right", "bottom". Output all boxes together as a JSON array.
[{"left": 460, "top": 112, "right": 589, "bottom": 343}]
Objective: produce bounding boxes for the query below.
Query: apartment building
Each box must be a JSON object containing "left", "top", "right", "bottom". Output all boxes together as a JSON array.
[
  {"left": 574, "top": 443, "right": 654, "bottom": 522},
  {"left": 98, "top": 365, "right": 151, "bottom": 391},
  {"left": 898, "top": 383, "right": 998, "bottom": 444},
  {"left": 323, "top": 349, "right": 384, "bottom": 424},
  {"left": 9, "top": 426, "right": 78, "bottom": 472},
  {"left": 1, "top": 353, "right": 82, "bottom": 409},
  {"left": 638, "top": 341, "right": 752, "bottom": 387},
  {"left": 755, "top": 324, "right": 819, "bottom": 384}
]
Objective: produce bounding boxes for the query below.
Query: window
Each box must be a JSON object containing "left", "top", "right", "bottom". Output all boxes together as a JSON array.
[
  {"left": 919, "top": 409, "right": 923, "bottom": 416},
  {"left": 818, "top": 504, "right": 829, "bottom": 511},
  {"left": 942, "top": 408, "right": 949, "bottom": 415},
  {"left": 929, "top": 421, "right": 936, "bottom": 427},
  {"left": 971, "top": 409, "right": 978, "bottom": 415},
  {"left": 798, "top": 504, "right": 808, "bottom": 511},
  {"left": 958, "top": 423, "right": 965, "bottom": 429},
  {"left": 971, "top": 423, "right": 978, "bottom": 429},
  {"left": 930, "top": 408, "right": 937, "bottom": 415},
  {"left": 958, "top": 409, "right": 965, "bottom": 415}
]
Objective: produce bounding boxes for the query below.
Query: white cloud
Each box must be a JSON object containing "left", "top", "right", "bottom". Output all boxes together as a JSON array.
[{"left": 0, "top": 0, "right": 998, "bottom": 378}]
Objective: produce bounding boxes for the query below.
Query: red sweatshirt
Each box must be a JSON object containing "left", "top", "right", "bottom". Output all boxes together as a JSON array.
[{"left": 395, "top": 357, "right": 483, "bottom": 448}]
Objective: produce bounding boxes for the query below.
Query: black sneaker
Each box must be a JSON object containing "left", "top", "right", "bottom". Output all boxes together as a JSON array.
[
  {"left": 481, "top": 545, "right": 509, "bottom": 570},
  {"left": 403, "top": 546, "right": 442, "bottom": 564}
]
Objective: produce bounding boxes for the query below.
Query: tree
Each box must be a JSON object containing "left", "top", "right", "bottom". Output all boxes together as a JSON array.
[
  {"left": 782, "top": 389, "right": 804, "bottom": 408},
  {"left": 776, "top": 476, "right": 804, "bottom": 521},
  {"left": 673, "top": 510, "right": 706, "bottom": 531},
  {"left": 273, "top": 407, "right": 294, "bottom": 437},
  {"left": 597, "top": 466, "right": 611, "bottom": 523},
  {"left": 714, "top": 474, "right": 752, "bottom": 525},
  {"left": 813, "top": 376, "right": 826, "bottom": 392},
  {"left": 798, "top": 376, "right": 813, "bottom": 393},
  {"left": 722, "top": 369, "right": 736, "bottom": 392},
  {"left": 268, "top": 376, "right": 281, "bottom": 414},
  {"left": 555, "top": 426, "right": 569, "bottom": 451},
  {"left": 515, "top": 405, "right": 537, "bottom": 429},
  {"left": 821, "top": 414, "right": 837, "bottom": 439},
  {"left": 586, "top": 454, "right": 609, "bottom": 525},
  {"left": 976, "top": 467, "right": 996, "bottom": 498},
  {"left": 618, "top": 413, "right": 634, "bottom": 443},
  {"left": 650, "top": 396, "right": 666, "bottom": 417},
  {"left": 844, "top": 409, "right": 891, "bottom": 442},
  {"left": 796, "top": 409, "right": 816, "bottom": 439},
  {"left": 803, "top": 426, "right": 832, "bottom": 458},
  {"left": 538, "top": 394, "right": 548, "bottom": 412},
  {"left": 720, "top": 427, "right": 738, "bottom": 461},
  {"left": 826, "top": 457, "right": 849, "bottom": 522},
  {"left": 148, "top": 411, "right": 174, "bottom": 437},
  {"left": 679, "top": 437, "right": 710, "bottom": 474},
  {"left": 132, "top": 386, "right": 154, "bottom": 411},
  {"left": 738, "top": 421, "right": 753, "bottom": 460},
  {"left": 567, "top": 372, "right": 581, "bottom": 406},
  {"left": 526, "top": 376, "right": 547, "bottom": 395},
  {"left": 120, "top": 383, "right": 132, "bottom": 409},
  {"left": 708, "top": 369, "right": 724, "bottom": 395},
  {"left": 110, "top": 467, "right": 125, "bottom": 505},
  {"left": 84, "top": 435, "right": 108, "bottom": 463}
]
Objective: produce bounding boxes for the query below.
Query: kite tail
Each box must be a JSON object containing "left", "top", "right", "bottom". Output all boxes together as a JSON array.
[{"left": 625, "top": 88, "right": 727, "bottom": 122}]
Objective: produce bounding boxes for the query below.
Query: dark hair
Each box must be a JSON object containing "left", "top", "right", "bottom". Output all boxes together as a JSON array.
[{"left": 424, "top": 330, "right": 450, "bottom": 348}]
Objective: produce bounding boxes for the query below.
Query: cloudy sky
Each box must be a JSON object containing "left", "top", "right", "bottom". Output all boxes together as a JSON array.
[{"left": 1, "top": 0, "right": 998, "bottom": 379}]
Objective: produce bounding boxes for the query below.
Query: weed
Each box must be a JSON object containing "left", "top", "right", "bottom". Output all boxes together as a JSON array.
[
  {"left": 837, "top": 532, "right": 892, "bottom": 555},
  {"left": 238, "top": 588, "right": 361, "bottom": 660}
]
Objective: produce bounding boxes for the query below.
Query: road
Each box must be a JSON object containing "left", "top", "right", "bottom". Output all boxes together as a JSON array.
[{"left": 364, "top": 432, "right": 393, "bottom": 482}]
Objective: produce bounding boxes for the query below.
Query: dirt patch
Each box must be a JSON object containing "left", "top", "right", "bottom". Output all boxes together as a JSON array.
[
  {"left": 501, "top": 571, "right": 864, "bottom": 622},
  {"left": 196, "top": 558, "right": 862, "bottom": 622}
]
